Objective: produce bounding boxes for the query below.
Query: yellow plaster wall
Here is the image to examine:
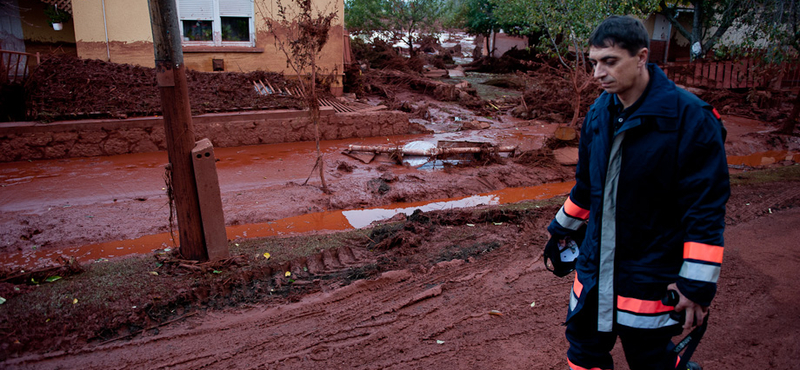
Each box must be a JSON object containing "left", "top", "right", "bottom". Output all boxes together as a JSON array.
[{"left": 73, "top": 0, "right": 155, "bottom": 66}]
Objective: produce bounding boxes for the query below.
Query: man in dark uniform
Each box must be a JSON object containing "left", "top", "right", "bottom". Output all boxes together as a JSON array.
[{"left": 545, "top": 16, "right": 730, "bottom": 370}]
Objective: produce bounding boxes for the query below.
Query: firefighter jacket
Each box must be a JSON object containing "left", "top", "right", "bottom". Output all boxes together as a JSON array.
[{"left": 548, "top": 64, "right": 730, "bottom": 332}]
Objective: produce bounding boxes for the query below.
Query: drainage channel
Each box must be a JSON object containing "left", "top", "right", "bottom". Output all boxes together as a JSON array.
[{"left": 0, "top": 181, "right": 574, "bottom": 271}]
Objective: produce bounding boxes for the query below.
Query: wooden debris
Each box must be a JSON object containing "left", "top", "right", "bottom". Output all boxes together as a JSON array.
[
  {"left": 346, "top": 144, "right": 516, "bottom": 157},
  {"left": 318, "top": 98, "right": 358, "bottom": 113},
  {"left": 343, "top": 151, "right": 376, "bottom": 164}
]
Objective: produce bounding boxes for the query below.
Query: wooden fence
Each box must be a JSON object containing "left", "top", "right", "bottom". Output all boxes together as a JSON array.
[
  {"left": 0, "top": 49, "right": 41, "bottom": 85},
  {"left": 663, "top": 59, "right": 800, "bottom": 91}
]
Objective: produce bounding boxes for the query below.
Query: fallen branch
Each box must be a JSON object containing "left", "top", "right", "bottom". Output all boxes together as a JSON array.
[{"left": 0, "top": 265, "right": 62, "bottom": 283}]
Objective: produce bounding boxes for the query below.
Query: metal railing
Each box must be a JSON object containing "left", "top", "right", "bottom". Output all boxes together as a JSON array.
[{"left": 0, "top": 49, "right": 41, "bottom": 85}]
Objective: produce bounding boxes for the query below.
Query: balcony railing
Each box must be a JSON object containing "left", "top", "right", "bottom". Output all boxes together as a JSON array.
[{"left": 0, "top": 49, "right": 41, "bottom": 85}]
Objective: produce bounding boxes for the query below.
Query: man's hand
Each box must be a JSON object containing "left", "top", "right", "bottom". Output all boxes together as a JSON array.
[{"left": 667, "top": 283, "right": 709, "bottom": 330}]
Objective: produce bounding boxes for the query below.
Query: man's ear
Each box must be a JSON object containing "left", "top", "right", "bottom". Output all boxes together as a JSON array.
[{"left": 637, "top": 47, "right": 649, "bottom": 67}]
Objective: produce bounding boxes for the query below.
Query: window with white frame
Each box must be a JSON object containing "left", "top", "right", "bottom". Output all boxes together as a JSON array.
[{"left": 176, "top": 0, "right": 255, "bottom": 47}]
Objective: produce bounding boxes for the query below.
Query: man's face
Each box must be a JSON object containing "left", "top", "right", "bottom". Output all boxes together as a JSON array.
[{"left": 588, "top": 44, "right": 647, "bottom": 95}]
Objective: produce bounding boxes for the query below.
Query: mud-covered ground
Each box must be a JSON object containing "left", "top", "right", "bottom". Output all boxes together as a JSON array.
[
  {"left": 1, "top": 109, "right": 799, "bottom": 368},
  {"left": 2, "top": 44, "right": 800, "bottom": 367},
  {"left": 2, "top": 170, "right": 800, "bottom": 369}
]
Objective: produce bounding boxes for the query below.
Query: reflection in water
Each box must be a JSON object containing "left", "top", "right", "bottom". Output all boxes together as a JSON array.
[{"left": 0, "top": 182, "right": 574, "bottom": 271}]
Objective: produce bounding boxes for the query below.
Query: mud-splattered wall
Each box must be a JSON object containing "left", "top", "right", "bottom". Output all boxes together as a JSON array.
[{"left": 0, "top": 108, "right": 410, "bottom": 162}]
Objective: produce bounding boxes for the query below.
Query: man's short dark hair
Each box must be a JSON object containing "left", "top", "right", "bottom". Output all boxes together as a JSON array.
[{"left": 589, "top": 16, "right": 650, "bottom": 56}]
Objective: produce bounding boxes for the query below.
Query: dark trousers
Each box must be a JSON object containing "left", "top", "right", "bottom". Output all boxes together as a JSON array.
[{"left": 566, "top": 292, "right": 682, "bottom": 370}]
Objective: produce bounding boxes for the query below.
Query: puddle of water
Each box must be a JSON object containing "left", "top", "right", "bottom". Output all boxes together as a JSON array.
[
  {"left": 0, "top": 181, "right": 574, "bottom": 271},
  {"left": 0, "top": 165, "right": 62, "bottom": 187},
  {"left": 415, "top": 159, "right": 465, "bottom": 170},
  {"left": 728, "top": 150, "right": 798, "bottom": 167}
]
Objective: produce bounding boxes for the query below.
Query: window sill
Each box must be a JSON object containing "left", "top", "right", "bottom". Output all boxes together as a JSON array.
[{"left": 183, "top": 46, "right": 264, "bottom": 53}]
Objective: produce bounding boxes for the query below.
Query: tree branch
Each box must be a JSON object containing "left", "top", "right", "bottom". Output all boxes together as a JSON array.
[
  {"left": 541, "top": 16, "right": 569, "bottom": 69},
  {"left": 659, "top": 0, "right": 693, "bottom": 42}
]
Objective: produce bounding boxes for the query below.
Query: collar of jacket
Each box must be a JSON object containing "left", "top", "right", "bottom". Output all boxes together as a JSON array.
[{"left": 597, "top": 63, "right": 679, "bottom": 121}]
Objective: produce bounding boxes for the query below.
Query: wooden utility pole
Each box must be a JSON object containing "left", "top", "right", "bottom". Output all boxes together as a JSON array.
[{"left": 147, "top": 0, "right": 207, "bottom": 260}]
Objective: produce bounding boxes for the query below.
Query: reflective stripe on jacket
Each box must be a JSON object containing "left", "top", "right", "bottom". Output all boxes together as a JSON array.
[{"left": 550, "top": 64, "right": 730, "bottom": 332}]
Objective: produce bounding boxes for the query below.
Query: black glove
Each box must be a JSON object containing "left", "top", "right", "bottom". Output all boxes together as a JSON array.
[{"left": 543, "top": 235, "right": 579, "bottom": 277}]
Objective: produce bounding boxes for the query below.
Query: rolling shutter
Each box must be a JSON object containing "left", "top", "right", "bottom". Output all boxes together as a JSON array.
[
  {"left": 178, "top": 0, "right": 214, "bottom": 19},
  {"left": 219, "top": 0, "right": 253, "bottom": 16}
]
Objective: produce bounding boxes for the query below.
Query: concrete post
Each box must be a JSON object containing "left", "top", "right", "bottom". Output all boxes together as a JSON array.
[{"left": 192, "top": 139, "right": 229, "bottom": 261}]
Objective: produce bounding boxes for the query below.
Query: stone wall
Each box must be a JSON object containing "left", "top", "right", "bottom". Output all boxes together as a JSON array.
[{"left": 0, "top": 107, "right": 411, "bottom": 162}]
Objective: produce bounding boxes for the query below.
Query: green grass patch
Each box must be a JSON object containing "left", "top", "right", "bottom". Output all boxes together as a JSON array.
[{"left": 730, "top": 164, "right": 800, "bottom": 186}]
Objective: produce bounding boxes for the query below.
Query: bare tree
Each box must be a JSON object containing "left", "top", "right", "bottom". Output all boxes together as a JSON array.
[{"left": 257, "top": 0, "right": 338, "bottom": 193}]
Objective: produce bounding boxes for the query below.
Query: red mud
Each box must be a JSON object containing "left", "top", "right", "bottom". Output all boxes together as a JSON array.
[
  {"left": 23, "top": 55, "right": 304, "bottom": 122},
  {"left": 3, "top": 186, "right": 800, "bottom": 370},
  {"left": 2, "top": 56, "right": 800, "bottom": 368},
  {"left": 0, "top": 124, "right": 570, "bottom": 268},
  {"left": 1, "top": 110, "right": 799, "bottom": 369}
]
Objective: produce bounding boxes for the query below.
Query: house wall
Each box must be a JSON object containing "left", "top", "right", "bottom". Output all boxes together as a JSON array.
[
  {"left": 72, "top": 0, "right": 154, "bottom": 66},
  {"left": 71, "top": 0, "right": 345, "bottom": 95},
  {"left": 492, "top": 33, "right": 527, "bottom": 57}
]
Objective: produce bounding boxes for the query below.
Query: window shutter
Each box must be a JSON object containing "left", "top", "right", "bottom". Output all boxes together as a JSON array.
[
  {"left": 178, "top": 0, "right": 214, "bottom": 19},
  {"left": 219, "top": 0, "right": 253, "bottom": 16}
]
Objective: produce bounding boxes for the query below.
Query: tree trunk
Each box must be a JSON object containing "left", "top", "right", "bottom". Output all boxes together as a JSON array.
[
  {"left": 780, "top": 91, "right": 800, "bottom": 134},
  {"left": 407, "top": 32, "right": 415, "bottom": 58},
  {"left": 309, "top": 58, "right": 329, "bottom": 194},
  {"left": 485, "top": 33, "right": 491, "bottom": 58},
  {"left": 491, "top": 29, "right": 497, "bottom": 58},
  {"left": 691, "top": 0, "right": 704, "bottom": 60},
  {"left": 569, "top": 68, "right": 588, "bottom": 127}
]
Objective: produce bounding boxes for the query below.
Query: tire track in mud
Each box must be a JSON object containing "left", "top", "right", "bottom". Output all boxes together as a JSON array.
[
  {"left": 7, "top": 239, "right": 571, "bottom": 370},
  {"left": 242, "top": 248, "right": 557, "bottom": 370},
  {"left": 726, "top": 180, "right": 800, "bottom": 225}
]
